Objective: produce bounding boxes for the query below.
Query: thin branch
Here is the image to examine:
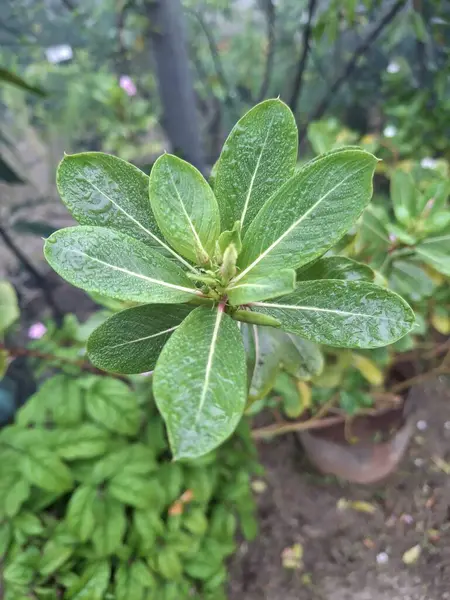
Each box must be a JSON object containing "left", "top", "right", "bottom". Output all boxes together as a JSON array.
[
  {"left": 288, "top": 0, "right": 317, "bottom": 113},
  {"left": 257, "top": 0, "right": 276, "bottom": 102},
  {"left": 299, "top": 0, "right": 407, "bottom": 142},
  {"left": 0, "top": 342, "right": 127, "bottom": 380},
  {"left": 252, "top": 414, "right": 346, "bottom": 440},
  {"left": 0, "top": 225, "right": 62, "bottom": 322},
  {"left": 185, "top": 7, "right": 240, "bottom": 119},
  {"left": 390, "top": 364, "right": 449, "bottom": 394}
]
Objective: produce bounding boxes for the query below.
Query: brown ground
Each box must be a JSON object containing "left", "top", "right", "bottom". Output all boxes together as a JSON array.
[{"left": 229, "top": 378, "right": 450, "bottom": 600}]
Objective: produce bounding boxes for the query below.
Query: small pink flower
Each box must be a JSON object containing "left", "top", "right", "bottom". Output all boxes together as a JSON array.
[
  {"left": 119, "top": 75, "right": 137, "bottom": 97},
  {"left": 28, "top": 322, "right": 47, "bottom": 339},
  {"left": 389, "top": 233, "right": 397, "bottom": 243}
]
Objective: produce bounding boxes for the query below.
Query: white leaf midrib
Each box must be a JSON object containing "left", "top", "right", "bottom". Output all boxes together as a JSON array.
[
  {"left": 252, "top": 301, "right": 409, "bottom": 325},
  {"left": 234, "top": 164, "right": 369, "bottom": 284},
  {"left": 195, "top": 308, "right": 224, "bottom": 424},
  {"left": 165, "top": 161, "right": 209, "bottom": 259},
  {"left": 109, "top": 325, "right": 179, "bottom": 349},
  {"left": 240, "top": 115, "right": 275, "bottom": 228},
  {"left": 71, "top": 249, "right": 199, "bottom": 296},
  {"left": 78, "top": 170, "right": 197, "bottom": 273}
]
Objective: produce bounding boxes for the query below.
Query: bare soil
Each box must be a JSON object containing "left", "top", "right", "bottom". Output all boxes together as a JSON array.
[{"left": 229, "top": 378, "right": 450, "bottom": 600}]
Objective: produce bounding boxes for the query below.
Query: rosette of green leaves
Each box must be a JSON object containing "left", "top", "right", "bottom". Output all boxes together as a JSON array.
[{"left": 44, "top": 99, "right": 414, "bottom": 459}]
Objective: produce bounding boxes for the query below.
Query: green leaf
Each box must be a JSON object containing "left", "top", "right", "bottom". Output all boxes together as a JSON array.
[
  {"left": 213, "top": 99, "right": 298, "bottom": 231},
  {"left": 66, "top": 561, "right": 110, "bottom": 599},
  {"left": 44, "top": 226, "right": 198, "bottom": 305},
  {"left": 92, "top": 494, "right": 126, "bottom": 556},
  {"left": 90, "top": 444, "right": 157, "bottom": 484},
  {"left": 13, "top": 512, "right": 44, "bottom": 536},
  {"left": 248, "top": 326, "right": 283, "bottom": 402},
  {"left": 278, "top": 332, "right": 324, "bottom": 379},
  {"left": 0, "top": 520, "right": 12, "bottom": 556},
  {"left": 65, "top": 484, "right": 97, "bottom": 542},
  {"left": 17, "top": 375, "right": 84, "bottom": 427},
  {"left": 149, "top": 154, "right": 220, "bottom": 264},
  {"left": 227, "top": 268, "right": 296, "bottom": 305},
  {"left": 39, "top": 539, "right": 74, "bottom": 576},
  {"left": 235, "top": 149, "right": 378, "bottom": 282},
  {"left": 391, "top": 169, "right": 416, "bottom": 225},
  {"left": 157, "top": 547, "right": 183, "bottom": 580},
  {"left": 389, "top": 260, "right": 435, "bottom": 301},
  {"left": 154, "top": 306, "right": 247, "bottom": 460},
  {"left": 87, "top": 304, "right": 192, "bottom": 374},
  {"left": 0, "top": 281, "right": 19, "bottom": 332},
  {"left": 274, "top": 372, "right": 303, "bottom": 418},
  {"left": 115, "top": 562, "right": 155, "bottom": 600},
  {"left": 21, "top": 447, "right": 73, "bottom": 493},
  {"left": 57, "top": 152, "right": 194, "bottom": 270},
  {"left": 298, "top": 256, "right": 375, "bottom": 282},
  {"left": 183, "top": 508, "right": 208, "bottom": 536},
  {"left": 252, "top": 280, "right": 415, "bottom": 348},
  {"left": 109, "top": 473, "right": 165, "bottom": 509},
  {"left": 415, "top": 231, "right": 450, "bottom": 276},
  {"left": 85, "top": 378, "right": 141, "bottom": 435},
  {"left": 53, "top": 424, "right": 111, "bottom": 460},
  {"left": 0, "top": 67, "right": 46, "bottom": 96},
  {"left": 4, "top": 479, "right": 30, "bottom": 518}
]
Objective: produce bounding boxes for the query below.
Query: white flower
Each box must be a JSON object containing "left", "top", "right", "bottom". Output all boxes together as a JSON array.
[
  {"left": 383, "top": 125, "right": 397, "bottom": 138},
  {"left": 376, "top": 552, "right": 389, "bottom": 565},
  {"left": 420, "top": 157, "right": 438, "bottom": 169},
  {"left": 387, "top": 62, "right": 400, "bottom": 74},
  {"left": 417, "top": 420, "right": 427, "bottom": 431}
]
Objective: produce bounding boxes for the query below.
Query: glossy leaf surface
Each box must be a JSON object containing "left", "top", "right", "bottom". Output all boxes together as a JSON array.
[
  {"left": 415, "top": 230, "right": 450, "bottom": 276},
  {"left": 252, "top": 280, "right": 414, "bottom": 348},
  {"left": 298, "top": 256, "right": 375, "bottom": 282},
  {"left": 56, "top": 153, "right": 191, "bottom": 265},
  {"left": 149, "top": 154, "right": 220, "bottom": 263},
  {"left": 213, "top": 99, "right": 298, "bottom": 231},
  {"left": 87, "top": 304, "right": 192, "bottom": 373},
  {"left": 44, "top": 226, "right": 198, "bottom": 304},
  {"left": 227, "top": 268, "right": 295, "bottom": 305},
  {"left": 391, "top": 169, "right": 416, "bottom": 225},
  {"left": 153, "top": 307, "right": 247, "bottom": 459},
  {"left": 236, "top": 149, "right": 378, "bottom": 280}
]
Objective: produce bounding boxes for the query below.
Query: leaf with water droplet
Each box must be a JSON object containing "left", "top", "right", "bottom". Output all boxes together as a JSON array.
[
  {"left": 153, "top": 307, "right": 247, "bottom": 459},
  {"left": 252, "top": 280, "right": 414, "bottom": 348},
  {"left": 236, "top": 149, "right": 377, "bottom": 281},
  {"left": 87, "top": 303, "right": 192, "bottom": 374},
  {"left": 213, "top": 99, "right": 298, "bottom": 232},
  {"left": 149, "top": 154, "right": 220, "bottom": 264},
  {"left": 44, "top": 226, "right": 198, "bottom": 305}
]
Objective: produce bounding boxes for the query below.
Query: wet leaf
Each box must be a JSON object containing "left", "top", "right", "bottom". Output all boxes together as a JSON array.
[
  {"left": 236, "top": 149, "right": 377, "bottom": 280},
  {"left": 214, "top": 99, "right": 298, "bottom": 231},
  {"left": 149, "top": 154, "right": 220, "bottom": 263},
  {"left": 298, "top": 256, "right": 375, "bottom": 282},
  {"left": 227, "top": 268, "right": 296, "bottom": 305},
  {"left": 44, "top": 226, "right": 198, "bottom": 304},
  {"left": 252, "top": 280, "right": 414, "bottom": 348},
  {"left": 87, "top": 303, "right": 192, "bottom": 373},
  {"left": 153, "top": 307, "right": 247, "bottom": 459}
]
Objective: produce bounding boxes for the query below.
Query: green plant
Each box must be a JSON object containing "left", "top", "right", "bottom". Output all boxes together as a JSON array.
[
  {"left": 0, "top": 281, "right": 19, "bottom": 378},
  {"left": 0, "top": 365, "right": 260, "bottom": 600},
  {"left": 44, "top": 99, "right": 414, "bottom": 460}
]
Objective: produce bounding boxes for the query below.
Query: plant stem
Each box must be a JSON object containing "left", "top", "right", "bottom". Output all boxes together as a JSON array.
[
  {"left": 251, "top": 414, "right": 346, "bottom": 440},
  {"left": 288, "top": 0, "right": 317, "bottom": 113},
  {"left": 257, "top": 0, "right": 276, "bottom": 102},
  {"left": 0, "top": 342, "right": 125, "bottom": 379}
]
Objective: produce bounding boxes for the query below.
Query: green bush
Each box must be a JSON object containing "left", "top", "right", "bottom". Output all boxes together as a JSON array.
[{"left": 0, "top": 371, "right": 260, "bottom": 600}]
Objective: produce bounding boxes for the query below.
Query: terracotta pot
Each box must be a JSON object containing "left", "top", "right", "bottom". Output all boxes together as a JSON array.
[{"left": 297, "top": 400, "right": 416, "bottom": 484}]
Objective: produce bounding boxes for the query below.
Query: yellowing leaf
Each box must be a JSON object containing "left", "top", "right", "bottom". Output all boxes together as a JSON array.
[
  {"left": 282, "top": 543, "right": 303, "bottom": 570},
  {"left": 349, "top": 501, "right": 376, "bottom": 514},
  {"left": 296, "top": 381, "right": 311, "bottom": 411},
  {"left": 402, "top": 545, "right": 421, "bottom": 565},
  {"left": 352, "top": 354, "right": 384, "bottom": 385},
  {"left": 431, "top": 311, "right": 450, "bottom": 335}
]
